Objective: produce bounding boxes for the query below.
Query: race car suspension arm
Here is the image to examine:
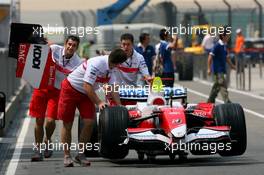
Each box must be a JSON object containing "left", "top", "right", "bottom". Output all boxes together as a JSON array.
[{"left": 129, "top": 114, "right": 159, "bottom": 126}]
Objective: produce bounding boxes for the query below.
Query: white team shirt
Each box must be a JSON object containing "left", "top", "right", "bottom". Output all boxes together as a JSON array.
[
  {"left": 50, "top": 44, "right": 82, "bottom": 89},
  {"left": 67, "top": 55, "right": 116, "bottom": 94},
  {"left": 155, "top": 42, "right": 161, "bottom": 55},
  {"left": 113, "top": 49, "right": 149, "bottom": 86},
  {"left": 201, "top": 34, "right": 215, "bottom": 50},
  {"left": 155, "top": 40, "right": 169, "bottom": 54}
]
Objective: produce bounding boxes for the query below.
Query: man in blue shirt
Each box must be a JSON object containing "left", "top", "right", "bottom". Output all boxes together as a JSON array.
[
  {"left": 154, "top": 29, "right": 178, "bottom": 87},
  {"left": 207, "top": 26, "right": 236, "bottom": 103},
  {"left": 135, "top": 33, "right": 156, "bottom": 75}
]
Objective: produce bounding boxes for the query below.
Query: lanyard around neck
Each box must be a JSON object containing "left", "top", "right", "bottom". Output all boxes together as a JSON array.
[
  {"left": 125, "top": 50, "right": 134, "bottom": 67},
  {"left": 63, "top": 56, "right": 70, "bottom": 67}
]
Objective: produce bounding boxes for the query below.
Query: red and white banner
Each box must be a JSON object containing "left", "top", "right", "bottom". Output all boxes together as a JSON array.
[{"left": 16, "top": 44, "right": 55, "bottom": 89}]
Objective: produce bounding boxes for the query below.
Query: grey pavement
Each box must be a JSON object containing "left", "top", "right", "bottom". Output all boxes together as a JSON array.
[{"left": 1, "top": 79, "right": 264, "bottom": 175}]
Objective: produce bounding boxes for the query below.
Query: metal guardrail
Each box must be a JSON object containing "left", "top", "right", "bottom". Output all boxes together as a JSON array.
[
  {"left": 235, "top": 55, "right": 263, "bottom": 91},
  {"left": 191, "top": 52, "right": 263, "bottom": 91}
]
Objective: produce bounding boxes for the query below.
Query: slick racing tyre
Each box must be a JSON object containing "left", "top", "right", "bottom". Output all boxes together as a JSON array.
[
  {"left": 214, "top": 103, "right": 247, "bottom": 156},
  {"left": 177, "top": 54, "right": 193, "bottom": 81},
  {"left": 98, "top": 106, "right": 129, "bottom": 159}
]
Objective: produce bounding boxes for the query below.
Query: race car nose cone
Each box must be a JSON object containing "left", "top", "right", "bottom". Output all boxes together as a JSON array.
[{"left": 171, "top": 124, "right": 186, "bottom": 138}]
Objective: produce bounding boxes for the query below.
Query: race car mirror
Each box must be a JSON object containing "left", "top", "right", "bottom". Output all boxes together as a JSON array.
[{"left": 8, "top": 23, "right": 45, "bottom": 59}]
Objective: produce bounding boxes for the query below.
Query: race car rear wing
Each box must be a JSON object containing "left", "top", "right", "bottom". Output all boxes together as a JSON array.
[{"left": 119, "top": 86, "right": 187, "bottom": 101}]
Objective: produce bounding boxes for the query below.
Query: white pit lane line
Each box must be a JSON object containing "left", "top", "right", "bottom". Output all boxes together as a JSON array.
[
  {"left": 194, "top": 77, "right": 264, "bottom": 101},
  {"left": 5, "top": 116, "right": 31, "bottom": 175},
  {"left": 186, "top": 87, "right": 264, "bottom": 119}
]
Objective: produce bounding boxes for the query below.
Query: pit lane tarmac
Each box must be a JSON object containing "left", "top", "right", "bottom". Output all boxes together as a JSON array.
[{"left": 1, "top": 80, "right": 264, "bottom": 175}]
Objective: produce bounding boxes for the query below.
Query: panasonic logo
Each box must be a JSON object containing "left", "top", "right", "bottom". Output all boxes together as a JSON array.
[{"left": 32, "top": 45, "right": 42, "bottom": 69}]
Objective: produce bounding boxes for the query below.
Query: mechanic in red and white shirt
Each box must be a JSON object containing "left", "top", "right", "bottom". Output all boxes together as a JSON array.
[
  {"left": 108, "top": 33, "right": 151, "bottom": 106},
  {"left": 58, "top": 48, "right": 127, "bottom": 167},
  {"left": 29, "top": 35, "right": 82, "bottom": 161},
  {"left": 114, "top": 33, "right": 151, "bottom": 86}
]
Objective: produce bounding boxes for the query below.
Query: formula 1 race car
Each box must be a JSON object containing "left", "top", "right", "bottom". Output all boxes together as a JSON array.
[{"left": 80, "top": 78, "right": 247, "bottom": 161}]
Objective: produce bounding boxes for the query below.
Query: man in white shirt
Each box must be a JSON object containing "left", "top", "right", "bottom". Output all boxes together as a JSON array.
[
  {"left": 114, "top": 33, "right": 150, "bottom": 86},
  {"left": 30, "top": 35, "right": 82, "bottom": 161},
  {"left": 58, "top": 48, "right": 127, "bottom": 167},
  {"left": 202, "top": 33, "right": 216, "bottom": 54},
  {"left": 29, "top": 35, "right": 81, "bottom": 161}
]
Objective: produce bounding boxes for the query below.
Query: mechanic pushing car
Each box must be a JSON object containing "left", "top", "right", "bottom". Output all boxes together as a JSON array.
[
  {"left": 107, "top": 33, "right": 152, "bottom": 105},
  {"left": 58, "top": 48, "right": 127, "bottom": 167},
  {"left": 30, "top": 35, "right": 82, "bottom": 162},
  {"left": 114, "top": 33, "right": 152, "bottom": 86},
  {"left": 207, "top": 26, "right": 236, "bottom": 103}
]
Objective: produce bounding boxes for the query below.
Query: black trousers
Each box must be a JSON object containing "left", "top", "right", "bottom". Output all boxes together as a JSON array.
[{"left": 161, "top": 72, "right": 175, "bottom": 87}]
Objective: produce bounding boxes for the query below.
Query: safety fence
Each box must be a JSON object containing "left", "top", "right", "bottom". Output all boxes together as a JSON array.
[
  {"left": 190, "top": 52, "right": 263, "bottom": 91},
  {"left": 60, "top": 2, "right": 264, "bottom": 44},
  {"left": 234, "top": 54, "right": 263, "bottom": 91}
]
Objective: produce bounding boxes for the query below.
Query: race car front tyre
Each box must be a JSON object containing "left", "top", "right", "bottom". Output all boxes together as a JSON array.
[
  {"left": 214, "top": 103, "right": 247, "bottom": 156},
  {"left": 98, "top": 106, "right": 129, "bottom": 159}
]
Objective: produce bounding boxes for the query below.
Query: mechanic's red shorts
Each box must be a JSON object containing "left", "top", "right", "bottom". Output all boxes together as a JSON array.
[
  {"left": 58, "top": 79, "right": 95, "bottom": 123},
  {"left": 29, "top": 88, "right": 60, "bottom": 119}
]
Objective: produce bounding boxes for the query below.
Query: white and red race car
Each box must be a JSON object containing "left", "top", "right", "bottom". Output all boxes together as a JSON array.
[{"left": 83, "top": 78, "right": 247, "bottom": 162}]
